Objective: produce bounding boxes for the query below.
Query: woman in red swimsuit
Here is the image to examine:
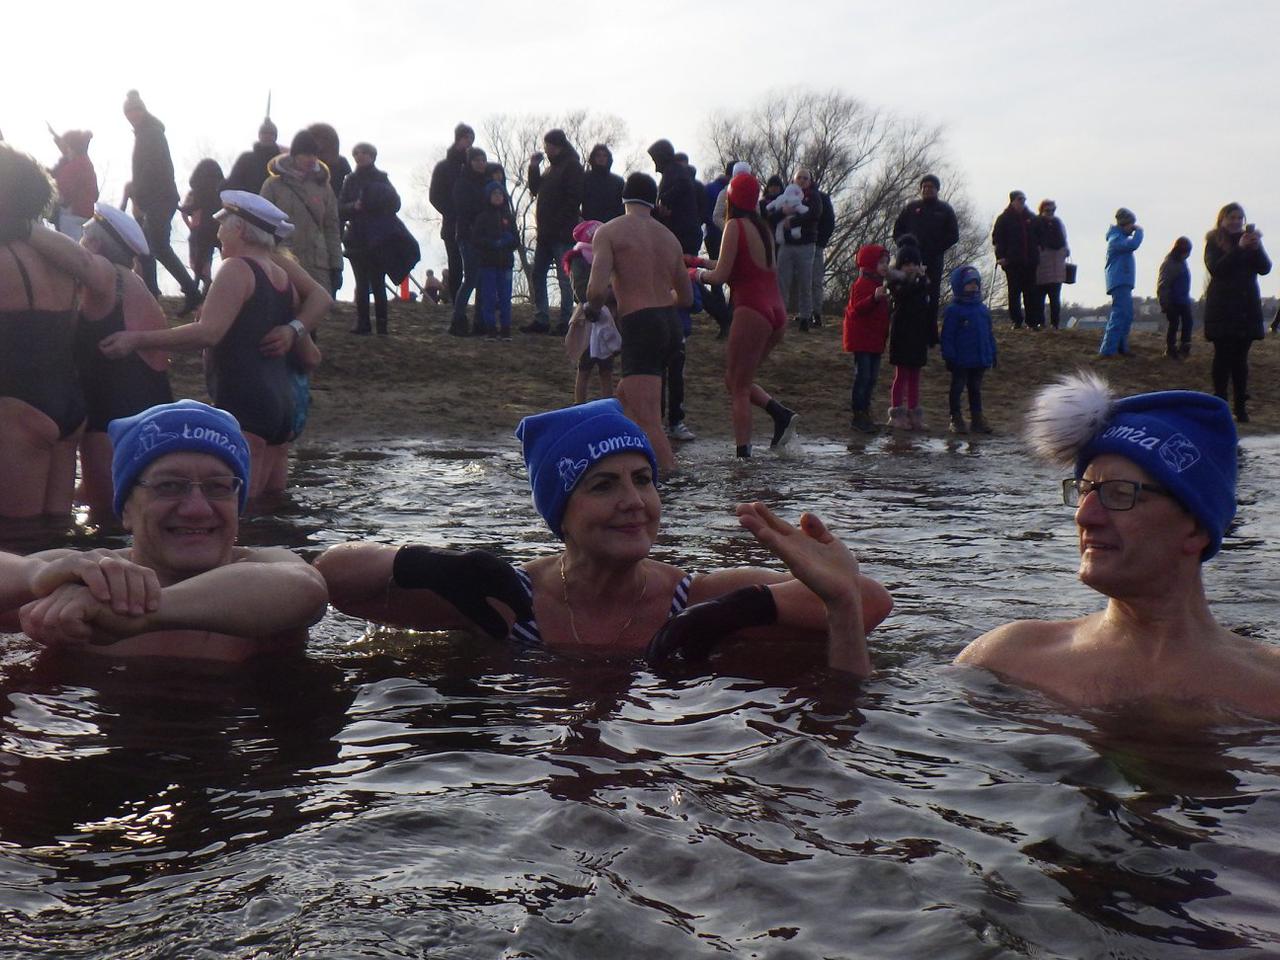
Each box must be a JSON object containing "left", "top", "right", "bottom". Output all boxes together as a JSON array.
[{"left": 694, "top": 173, "right": 798, "bottom": 458}]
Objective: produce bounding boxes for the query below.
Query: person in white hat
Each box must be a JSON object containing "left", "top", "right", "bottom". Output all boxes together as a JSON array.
[
  {"left": 99, "top": 190, "right": 331, "bottom": 500},
  {"left": 24, "top": 204, "right": 174, "bottom": 518}
]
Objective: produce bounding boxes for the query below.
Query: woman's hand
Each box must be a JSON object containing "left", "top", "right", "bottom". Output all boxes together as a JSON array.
[
  {"left": 259, "top": 324, "right": 297, "bottom": 358},
  {"left": 736, "top": 503, "right": 859, "bottom": 607},
  {"left": 99, "top": 330, "right": 141, "bottom": 359}
]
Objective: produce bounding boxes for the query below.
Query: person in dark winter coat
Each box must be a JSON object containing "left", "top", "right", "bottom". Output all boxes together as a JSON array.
[
  {"left": 470, "top": 180, "right": 519, "bottom": 338},
  {"left": 524, "top": 129, "right": 584, "bottom": 334},
  {"left": 450, "top": 147, "right": 490, "bottom": 336},
  {"left": 225, "top": 119, "right": 280, "bottom": 194},
  {"left": 647, "top": 139, "right": 702, "bottom": 256},
  {"left": 180, "top": 158, "right": 226, "bottom": 294},
  {"left": 122, "top": 89, "right": 202, "bottom": 313},
  {"left": 892, "top": 174, "right": 960, "bottom": 323},
  {"left": 581, "top": 143, "right": 624, "bottom": 224},
  {"left": 307, "top": 123, "right": 352, "bottom": 203},
  {"left": 702, "top": 160, "right": 735, "bottom": 339},
  {"left": 340, "top": 142, "right": 402, "bottom": 335},
  {"left": 429, "top": 123, "right": 474, "bottom": 303},
  {"left": 885, "top": 238, "right": 937, "bottom": 431},
  {"left": 940, "top": 265, "right": 997, "bottom": 435},
  {"left": 1156, "top": 236, "right": 1194, "bottom": 360},
  {"left": 1202, "top": 203, "right": 1271, "bottom": 422},
  {"left": 991, "top": 190, "right": 1038, "bottom": 328},
  {"left": 1032, "top": 199, "right": 1069, "bottom": 329},
  {"left": 809, "top": 184, "right": 835, "bottom": 329}
]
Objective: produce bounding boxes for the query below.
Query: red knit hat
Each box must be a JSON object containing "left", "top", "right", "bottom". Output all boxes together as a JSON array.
[{"left": 726, "top": 172, "right": 760, "bottom": 212}]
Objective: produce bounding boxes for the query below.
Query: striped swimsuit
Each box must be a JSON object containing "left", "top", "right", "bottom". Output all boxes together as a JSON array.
[{"left": 508, "top": 568, "right": 692, "bottom": 647}]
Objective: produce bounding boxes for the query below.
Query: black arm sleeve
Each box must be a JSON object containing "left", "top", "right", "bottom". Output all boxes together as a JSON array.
[
  {"left": 391, "top": 545, "right": 533, "bottom": 641},
  {"left": 645, "top": 584, "right": 779, "bottom": 663}
]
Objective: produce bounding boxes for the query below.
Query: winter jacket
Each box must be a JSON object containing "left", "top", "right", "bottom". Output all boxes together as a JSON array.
[
  {"left": 777, "top": 184, "right": 822, "bottom": 246},
  {"left": 581, "top": 146, "right": 624, "bottom": 224},
  {"left": 992, "top": 204, "right": 1037, "bottom": 268},
  {"left": 528, "top": 146, "right": 584, "bottom": 245},
  {"left": 814, "top": 189, "right": 835, "bottom": 248},
  {"left": 1156, "top": 254, "right": 1192, "bottom": 310},
  {"left": 941, "top": 267, "right": 997, "bottom": 370},
  {"left": 225, "top": 141, "right": 279, "bottom": 193},
  {"left": 653, "top": 159, "right": 703, "bottom": 255},
  {"left": 842, "top": 244, "right": 891, "bottom": 353},
  {"left": 259, "top": 154, "right": 342, "bottom": 284},
  {"left": 470, "top": 205, "right": 520, "bottom": 269},
  {"left": 52, "top": 153, "right": 98, "bottom": 218},
  {"left": 888, "top": 272, "right": 937, "bottom": 367},
  {"left": 129, "top": 112, "right": 179, "bottom": 214},
  {"left": 339, "top": 165, "right": 402, "bottom": 255},
  {"left": 429, "top": 145, "right": 467, "bottom": 232},
  {"left": 893, "top": 198, "right": 959, "bottom": 261},
  {"left": 1103, "top": 225, "right": 1143, "bottom": 293},
  {"left": 1033, "top": 215, "right": 1069, "bottom": 284},
  {"left": 1203, "top": 232, "right": 1272, "bottom": 341},
  {"left": 451, "top": 167, "right": 489, "bottom": 244}
]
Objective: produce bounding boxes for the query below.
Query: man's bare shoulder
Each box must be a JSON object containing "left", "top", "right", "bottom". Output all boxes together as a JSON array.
[
  {"left": 229, "top": 545, "right": 311, "bottom": 565},
  {"left": 955, "top": 617, "right": 1084, "bottom": 671}
]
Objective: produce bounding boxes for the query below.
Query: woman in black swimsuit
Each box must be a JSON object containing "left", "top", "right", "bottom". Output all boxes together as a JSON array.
[
  {"left": 316, "top": 400, "right": 893, "bottom": 674},
  {"left": 0, "top": 145, "right": 84, "bottom": 518}
]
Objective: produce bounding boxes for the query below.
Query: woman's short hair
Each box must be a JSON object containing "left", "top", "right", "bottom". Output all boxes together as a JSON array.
[
  {"left": 0, "top": 144, "right": 54, "bottom": 220},
  {"left": 83, "top": 218, "right": 134, "bottom": 266}
]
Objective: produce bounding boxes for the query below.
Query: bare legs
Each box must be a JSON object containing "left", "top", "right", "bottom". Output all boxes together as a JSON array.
[
  {"left": 724, "top": 307, "right": 784, "bottom": 448},
  {"left": 615, "top": 374, "right": 675, "bottom": 472},
  {"left": 0, "top": 400, "right": 81, "bottom": 518}
]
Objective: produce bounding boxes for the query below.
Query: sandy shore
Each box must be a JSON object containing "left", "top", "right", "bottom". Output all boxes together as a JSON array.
[{"left": 164, "top": 298, "right": 1279, "bottom": 448}]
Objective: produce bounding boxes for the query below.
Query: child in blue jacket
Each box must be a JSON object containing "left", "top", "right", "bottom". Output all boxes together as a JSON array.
[
  {"left": 1100, "top": 207, "right": 1144, "bottom": 356},
  {"left": 940, "top": 265, "right": 997, "bottom": 435}
]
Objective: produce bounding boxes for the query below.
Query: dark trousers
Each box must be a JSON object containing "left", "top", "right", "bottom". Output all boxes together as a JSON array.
[
  {"left": 1004, "top": 263, "right": 1038, "bottom": 327},
  {"left": 1211, "top": 337, "right": 1253, "bottom": 410},
  {"left": 442, "top": 220, "right": 462, "bottom": 301},
  {"left": 1035, "top": 282, "right": 1062, "bottom": 328},
  {"left": 949, "top": 367, "right": 986, "bottom": 414},
  {"left": 663, "top": 334, "right": 687, "bottom": 427},
  {"left": 137, "top": 205, "right": 198, "bottom": 298},
  {"left": 451, "top": 240, "right": 478, "bottom": 331},
  {"left": 352, "top": 256, "right": 388, "bottom": 331},
  {"left": 925, "top": 254, "right": 945, "bottom": 323},
  {"left": 1164, "top": 302, "right": 1193, "bottom": 351},
  {"left": 850, "top": 351, "right": 881, "bottom": 412}
]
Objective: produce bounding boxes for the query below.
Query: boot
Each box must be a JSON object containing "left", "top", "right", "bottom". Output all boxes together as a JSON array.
[
  {"left": 375, "top": 318, "right": 388, "bottom": 336},
  {"left": 851, "top": 409, "right": 877, "bottom": 434},
  {"left": 887, "top": 406, "right": 909, "bottom": 430},
  {"left": 971, "top": 412, "right": 994, "bottom": 434},
  {"left": 1179, "top": 342, "right": 1191, "bottom": 358},
  {"left": 1234, "top": 404, "right": 1250, "bottom": 424},
  {"left": 908, "top": 407, "right": 926, "bottom": 431},
  {"left": 798, "top": 316, "right": 811, "bottom": 332},
  {"left": 949, "top": 412, "right": 968, "bottom": 435}
]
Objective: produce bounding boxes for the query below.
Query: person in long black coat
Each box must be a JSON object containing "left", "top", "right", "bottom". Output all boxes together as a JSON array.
[
  {"left": 339, "top": 143, "right": 402, "bottom": 335},
  {"left": 1203, "top": 202, "right": 1271, "bottom": 422}
]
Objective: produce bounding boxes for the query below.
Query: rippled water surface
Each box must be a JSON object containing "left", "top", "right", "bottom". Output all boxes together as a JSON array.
[{"left": 2, "top": 434, "right": 1278, "bottom": 958}]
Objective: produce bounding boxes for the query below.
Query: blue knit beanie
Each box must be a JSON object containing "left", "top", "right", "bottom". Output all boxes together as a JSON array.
[
  {"left": 109, "top": 400, "right": 252, "bottom": 516},
  {"left": 515, "top": 399, "right": 658, "bottom": 539}
]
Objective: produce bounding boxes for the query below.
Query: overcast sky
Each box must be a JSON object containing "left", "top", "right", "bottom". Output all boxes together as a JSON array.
[{"left": 6, "top": 0, "right": 1278, "bottom": 308}]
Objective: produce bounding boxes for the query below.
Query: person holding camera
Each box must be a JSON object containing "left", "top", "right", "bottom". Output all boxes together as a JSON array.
[{"left": 1203, "top": 203, "right": 1271, "bottom": 423}]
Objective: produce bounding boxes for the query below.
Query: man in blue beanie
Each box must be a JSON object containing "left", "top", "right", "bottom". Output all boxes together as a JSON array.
[
  {"left": 956, "top": 373, "right": 1280, "bottom": 720},
  {"left": 0, "top": 400, "right": 327, "bottom": 659}
]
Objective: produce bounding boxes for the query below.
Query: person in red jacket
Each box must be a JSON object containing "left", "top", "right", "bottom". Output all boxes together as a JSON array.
[
  {"left": 50, "top": 130, "right": 98, "bottom": 239},
  {"left": 843, "top": 243, "right": 891, "bottom": 433}
]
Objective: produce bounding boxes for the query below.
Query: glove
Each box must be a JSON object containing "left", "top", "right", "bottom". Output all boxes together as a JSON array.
[
  {"left": 646, "top": 584, "right": 778, "bottom": 663},
  {"left": 392, "top": 545, "right": 534, "bottom": 640},
  {"left": 331, "top": 268, "right": 344, "bottom": 293}
]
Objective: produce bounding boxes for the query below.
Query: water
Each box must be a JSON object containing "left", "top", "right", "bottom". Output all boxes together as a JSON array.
[{"left": 2, "top": 434, "right": 1278, "bottom": 958}]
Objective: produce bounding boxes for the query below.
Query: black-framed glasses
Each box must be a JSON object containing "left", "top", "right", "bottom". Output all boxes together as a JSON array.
[
  {"left": 1062, "top": 478, "right": 1170, "bottom": 511},
  {"left": 136, "top": 476, "right": 243, "bottom": 501}
]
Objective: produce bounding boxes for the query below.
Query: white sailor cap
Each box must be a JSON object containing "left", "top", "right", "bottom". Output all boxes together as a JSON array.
[
  {"left": 214, "top": 190, "right": 295, "bottom": 239},
  {"left": 92, "top": 203, "right": 149, "bottom": 257}
]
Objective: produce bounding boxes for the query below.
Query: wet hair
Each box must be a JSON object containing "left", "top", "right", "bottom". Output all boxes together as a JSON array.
[
  {"left": 1169, "top": 236, "right": 1193, "bottom": 258},
  {"left": 305, "top": 123, "right": 340, "bottom": 159},
  {"left": 0, "top": 144, "right": 54, "bottom": 220},
  {"left": 1210, "top": 202, "right": 1245, "bottom": 250},
  {"left": 727, "top": 203, "right": 775, "bottom": 270},
  {"left": 83, "top": 218, "right": 133, "bottom": 266}
]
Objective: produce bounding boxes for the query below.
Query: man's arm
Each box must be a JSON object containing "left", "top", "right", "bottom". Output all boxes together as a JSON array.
[{"left": 584, "top": 226, "right": 615, "bottom": 311}]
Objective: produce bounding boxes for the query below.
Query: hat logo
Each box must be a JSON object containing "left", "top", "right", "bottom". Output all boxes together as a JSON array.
[
  {"left": 134, "top": 420, "right": 179, "bottom": 458},
  {"left": 558, "top": 456, "right": 588, "bottom": 492},
  {"left": 1158, "top": 433, "right": 1201, "bottom": 473}
]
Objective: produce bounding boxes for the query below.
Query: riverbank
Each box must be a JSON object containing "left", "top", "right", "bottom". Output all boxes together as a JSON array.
[{"left": 165, "top": 298, "right": 1279, "bottom": 446}]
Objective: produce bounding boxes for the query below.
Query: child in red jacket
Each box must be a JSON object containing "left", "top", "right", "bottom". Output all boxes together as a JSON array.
[{"left": 843, "top": 243, "right": 891, "bottom": 432}]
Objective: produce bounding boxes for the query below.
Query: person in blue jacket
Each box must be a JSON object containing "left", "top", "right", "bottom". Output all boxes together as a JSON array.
[
  {"left": 940, "top": 265, "right": 997, "bottom": 435},
  {"left": 1100, "top": 208, "right": 1143, "bottom": 356}
]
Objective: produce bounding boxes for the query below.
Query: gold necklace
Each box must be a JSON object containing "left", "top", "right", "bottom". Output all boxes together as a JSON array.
[{"left": 559, "top": 555, "right": 649, "bottom": 646}]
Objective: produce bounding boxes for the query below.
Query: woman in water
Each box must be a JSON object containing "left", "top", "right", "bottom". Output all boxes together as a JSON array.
[
  {"left": 317, "top": 399, "right": 893, "bottom": 675},
  {"left": 692, "top": 173, "right": 799, "bottom": 459}
]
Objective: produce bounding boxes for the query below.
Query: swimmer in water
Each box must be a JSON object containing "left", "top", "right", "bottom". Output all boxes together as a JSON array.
[
  {"left": 956, "top": 372, "right": 1280, "bottom": 720},
  {"left": 0, "top": 401, "right": 328, "bottom": 661},
  {"left": 317, "top": 399, "right": 893, "bottom": 675}
]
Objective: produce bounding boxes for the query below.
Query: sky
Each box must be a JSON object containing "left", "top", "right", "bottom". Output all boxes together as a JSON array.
[{"left": 5, "top": 0, "right": 1279, "bottom": 308}]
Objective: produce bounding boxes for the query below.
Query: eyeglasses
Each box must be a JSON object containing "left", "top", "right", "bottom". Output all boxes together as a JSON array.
[
  {"left": 136, "top": 476, "right": 244, "bottom": 501},
  {"left": 1062, "top": 478, "right": 1171, "bottom": 511}
]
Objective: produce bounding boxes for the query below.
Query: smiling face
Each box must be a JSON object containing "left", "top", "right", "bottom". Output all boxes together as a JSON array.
[
  {"left": 559, "top": 452, "right": 660, "bottom": 564},
  {"left": 122, "top": 452, "right": 239, "bottom": 583},
  {"left": 1074, "top": 454, "right": 1205, "bottom": 597}
]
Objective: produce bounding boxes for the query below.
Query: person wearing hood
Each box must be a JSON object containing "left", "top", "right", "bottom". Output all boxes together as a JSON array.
[
  {"left": 225, "top": 119, "right": 280, "bottom": 194},
  {"left": 939, "top": 265, "right": 996, "bottom": 435},
  {"left": 340, "top": 142, "right": 402, "bottom": 335},
  {"left": 647, "top": 139, "right": 702, "bottom": 256},
  {"left": 49, "top": 129, "right": 98, "bottom": 240},
  {"left": 259, "top": 129, "right": 342, "bottom": 292},
  {"left": 842, "top": 243, "right": 892, "bottom": 433},
  {"left": 121, "top": 90, "right": 203, "bottom": 315},
  {"left": 581, "top": 143, "right": 624, "bottom": 223},
  {"left": 449, "top": 146, "right": 491, "bottom": 336},
  {"left": 429, "top": 123, "right": 474, "bottom": 304},
  {"left": 1099, "top": 208, "right": 1143, "bottom": 357},
  {"left": 307, "top": 123, "right": 351, "bottom": 202},
  {"left": 470, "top": 180, "right": 519, "bottom": 339},
  {"left": 524, "top": 129, "right": 583, "bottom": 335}
]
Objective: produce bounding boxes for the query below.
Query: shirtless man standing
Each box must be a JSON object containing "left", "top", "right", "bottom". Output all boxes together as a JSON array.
[
  {"left": 957, "top": 373, "right": 1280, "bottom": 720},
  {"left": 585, "top": 172, "right": 693, "bottom": 472},
  {"left": 0, "top": 400, "right": 328, "bottom": 661}
]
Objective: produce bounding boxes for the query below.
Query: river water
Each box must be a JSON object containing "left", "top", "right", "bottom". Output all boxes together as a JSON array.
[{"left": 1, "top": 433, "right": 1277, "bottom": 958}]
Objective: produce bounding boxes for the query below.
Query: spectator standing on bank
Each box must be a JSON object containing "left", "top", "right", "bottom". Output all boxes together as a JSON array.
[
  {"left": 940, "top": 265, "right": 996, "bottom": 435},
  {"left": 1156, "top": 236, "right": 1194, "bottom": 359},
  {"left": 843, "top": 243, "right": 891, "bottom": 434},
  {"left": 449, "top": 147, "right": 489, "bottom": 336},
  {"left": 180, "top": 158, "right": 226, "bottom": 295},
  {"left": 307, "top": 123, "right": 351, "bottom": 202},
  {"left": 581, "top": 143, "right": 624, "bottom": 224},
  {"left": 1099, "top": 208, "right": 1143, "bottom": 357},
  {"left": 225, "top": 118, "right": 279, "bottom": 193},
  {"left": 429, "top": 123, "right": 474, "bottom": 305},
  {"left": 340, "top": 142, "right": 401, "bottom": 335},
  {"left": 773, "top": 168, "right": 821, "bottom": 331},
  {"left": 991, "top": 190, "right": 1038, "bottom": 328},
  {"left": 260, "top": 129, "right": 342, "bottom": 292},
  {"left": 808, "top": 181, "right": 835, "bottom": 329},
  {"left": 1203, "top": 203, "right": 1270, "bottom": 422},
  {"left": 892, "top": 174, "right": 959, "bottom": 324},
  {"left": 50, "top": 129, "right": 98, "bottom": 239},
  {"left": 470, "top": 180, "right": 519, "bottom": 339},
  {"left": 121, "top": 89, "right": 203, "bottom": 314},
  {"left": 524, "top": 129, "right": 583, "bottom": 335},
  {"left": 1032, "top": 199, "right": 1069, "bottom": 330},
  {"left": 702, "top": 160, "right": 735, "bottom": 340}
]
